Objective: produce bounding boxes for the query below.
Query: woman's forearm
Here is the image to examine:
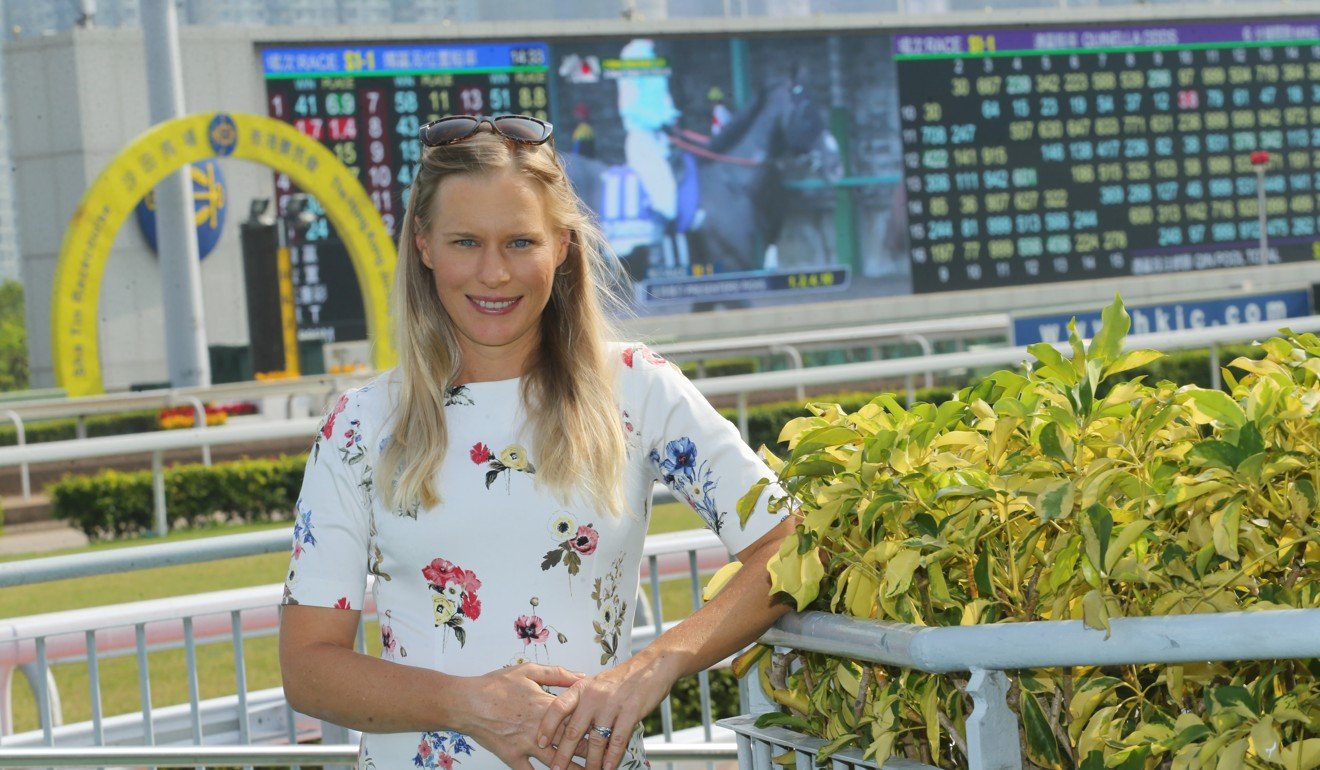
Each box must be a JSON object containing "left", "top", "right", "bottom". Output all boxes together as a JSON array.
[
  {"left": 281, "top": 638, "right": 474, "bottom": 734},
  {"left": 633, "top": 526, "right": 791, "bottom": 682}
]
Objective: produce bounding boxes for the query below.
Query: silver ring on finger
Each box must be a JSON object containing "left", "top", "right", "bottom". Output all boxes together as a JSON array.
[{"left": 590, "top": 725, "right": 613, "bottom": 740}]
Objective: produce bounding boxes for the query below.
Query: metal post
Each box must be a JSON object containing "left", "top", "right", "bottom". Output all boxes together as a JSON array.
[
  {"left": 142, "top": 0, "right": 210, "bottom": 388},
  {"left": 1, "top": 409, "right": 29, "bottom": 499},
  {"left": 965, "top": 669, "right": 1021, "bottom": 770},
  {"left": 1252, "top": 151, "right": 1271, "bottom": 290},
  {"left": 152, "top": 450, "right": 168, "bottom": 536}
]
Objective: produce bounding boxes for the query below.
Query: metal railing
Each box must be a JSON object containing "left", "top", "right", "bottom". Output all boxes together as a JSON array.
[
  {"left": 5, "top": 316, "right": 1316, "bottom": 527},
  {"left": 0, "top": 526, "right": 739, "bottom": 766},
  {"left": 720, "top": 607, "right": 1320, "bottom": 770}
]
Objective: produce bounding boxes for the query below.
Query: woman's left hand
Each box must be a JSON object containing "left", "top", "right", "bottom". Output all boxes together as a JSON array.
[{"left": 536, "top": 649, "right": 678, "bottom": 770}]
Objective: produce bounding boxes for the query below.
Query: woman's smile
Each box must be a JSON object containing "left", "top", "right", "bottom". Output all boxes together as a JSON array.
[{"left": 469, "top": 296, "right": 522, "bottom": 314}]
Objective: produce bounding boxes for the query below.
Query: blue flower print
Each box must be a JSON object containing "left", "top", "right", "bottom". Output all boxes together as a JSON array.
[
  {"left": 414, "top": 730, "right": 475, "bottom": 769},
  {"left": 650, "top": 437, "right": 724, "bottom": 534},
  {"left": 291, "top": 499, "right": 316, "bottom": 559}
]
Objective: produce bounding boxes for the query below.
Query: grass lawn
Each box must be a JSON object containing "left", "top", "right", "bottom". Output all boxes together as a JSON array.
[{"left": 2, "top": 502, "right": 719, "bottom": 733}]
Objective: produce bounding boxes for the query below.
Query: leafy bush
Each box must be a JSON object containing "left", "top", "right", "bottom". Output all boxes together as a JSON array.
[
  {"left": 641, "top": 668, "right": 740, "bottom": 736},
  {"left": 0, "top": 410, "right": 161, "bottom": 446},
  {"left": 50, "top": 454, "right": 307, "bottom": 538},
  {"left": 750, "top": 299, "right": 1318, "bottom": 769}
]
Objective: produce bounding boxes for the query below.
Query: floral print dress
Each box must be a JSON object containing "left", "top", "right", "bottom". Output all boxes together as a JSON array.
[{"left": 283, "top": 344, "right": 789, "bottom": 770}]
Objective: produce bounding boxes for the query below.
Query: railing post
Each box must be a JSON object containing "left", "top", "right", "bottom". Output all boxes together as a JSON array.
[
  {"left": 965, "top": 668, "right": 1021, "bottom": 770},
  {"left": 769, "top": 344, "right": 806, "bottom": 401},
  {"left": 1209, "top": 343, "right": 1221, "bottom": 391},
  {"left": 152, "top": 450, "right": 168, "bottom": 536},
  {"left": 1, "top": 409, "right": 29, "bottom": 500},
  {"left": 736, "top": 392, "right": 749, "bottom": 441},
  {"left": 173, "top": 394, "right": 211, "bottom": 467}
]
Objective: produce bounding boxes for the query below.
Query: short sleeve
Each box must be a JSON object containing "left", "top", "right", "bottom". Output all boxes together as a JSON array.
[
  {"left": 282, "top": 390, "right": 371, "bottom": 611},
  {"left": 623, "top": 344, "right": 790, "bottom": 556}
]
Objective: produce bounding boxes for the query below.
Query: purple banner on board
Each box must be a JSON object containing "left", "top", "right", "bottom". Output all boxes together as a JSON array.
[{"left": 894, "top": 19, "right": 1320, "bottom": 56}]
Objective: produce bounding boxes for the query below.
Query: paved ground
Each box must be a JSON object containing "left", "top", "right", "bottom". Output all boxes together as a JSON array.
[{"left": 0, "top": 522, "right": 89, "bottom": 556}]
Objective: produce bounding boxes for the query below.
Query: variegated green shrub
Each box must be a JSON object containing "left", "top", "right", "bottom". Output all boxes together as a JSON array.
[{"left": 741, "top": 297, "right": 1318, "bottom": 770}]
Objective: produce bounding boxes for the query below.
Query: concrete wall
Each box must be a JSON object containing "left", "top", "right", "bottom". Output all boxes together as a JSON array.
[{"left": 10, "top": 25, "right": 276, "bottom": 390}]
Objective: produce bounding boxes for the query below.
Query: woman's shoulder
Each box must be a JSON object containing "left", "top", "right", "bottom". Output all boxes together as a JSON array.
[
  {"left": 613, "top": 341, "right": 692, "bottom": 401},
  {"left": 319, "top": 370, "right": 400, "bottom": 435}
]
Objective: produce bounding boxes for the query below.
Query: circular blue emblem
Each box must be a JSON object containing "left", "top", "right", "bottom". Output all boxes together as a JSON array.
[
  {"left": 134, "top": 158, "right": 228, "bottom": 260},
  {"left": 208, "top": 113, "right": 238, "bottom": 157}
]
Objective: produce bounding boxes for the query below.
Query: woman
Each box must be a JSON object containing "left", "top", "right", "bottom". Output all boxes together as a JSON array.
[{"left": 279, "top": 114, "right": 796, "bottom": 770}]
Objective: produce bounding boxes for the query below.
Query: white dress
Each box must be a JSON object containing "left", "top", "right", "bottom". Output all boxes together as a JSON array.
[{"left": 283, "top": 344, "right": 789, "bottom": 770}]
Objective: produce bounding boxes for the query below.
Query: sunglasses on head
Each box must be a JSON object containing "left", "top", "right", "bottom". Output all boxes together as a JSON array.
[{"left": 418, "top": 114, "right": 554, "bottom": 147}]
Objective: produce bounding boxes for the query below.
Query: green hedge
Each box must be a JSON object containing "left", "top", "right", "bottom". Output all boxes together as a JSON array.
[
  {"left": 0, "top": 410, "right": 161, "bottom": 446},
  {"left": 720, "top": 386, "right": 958, "bottom": 452},
  {"left": 642, "top": 668, "right": 739, "bottom": 735},
  {"left": 50, "top": 454, "right": 307, "bottom": 538}
]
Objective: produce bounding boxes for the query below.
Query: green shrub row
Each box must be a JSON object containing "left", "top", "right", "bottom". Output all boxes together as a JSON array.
[
  {"left": 50, "top": 454, "right": 307, "bottom": 539},
  {"left": 721, "top": 387, "right": 958, "bottom": 452},
  {"left": 641, "top": 668, "right": 740, "bottom": 735},
  {"left": 0, "top": 410, "right": 161, "bottom": 446}
]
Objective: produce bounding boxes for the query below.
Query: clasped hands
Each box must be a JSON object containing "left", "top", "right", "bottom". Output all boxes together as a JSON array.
[{"left": 467, "top": 652, "right": 676, "bottom": 770}]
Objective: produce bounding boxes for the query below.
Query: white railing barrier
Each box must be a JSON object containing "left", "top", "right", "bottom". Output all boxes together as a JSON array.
[
  {"left": 720, "top": 608, "right": 1320, "bottom": 770},
  {"left": 0, "top": 526, "right": 735, "bottom": 763}
]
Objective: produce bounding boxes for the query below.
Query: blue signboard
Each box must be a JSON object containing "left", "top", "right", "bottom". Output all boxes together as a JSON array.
[
  {"left": 1012, "top": 290, "right": 1314, "bottom": 346},
  {"left": 261, "top": 42, "right": 548, "bottom": 77},
  {"left": 133, "top": 159, "right": 227, "bottom": 260}
]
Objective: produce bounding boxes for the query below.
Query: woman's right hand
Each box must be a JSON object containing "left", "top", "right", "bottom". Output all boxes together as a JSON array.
[{"left": 462, "top": 664, "right": 588, "bottom": 770}]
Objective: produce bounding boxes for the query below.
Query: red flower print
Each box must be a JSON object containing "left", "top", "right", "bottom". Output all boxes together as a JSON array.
[
  {"left": 418, "top": 740, "right": 432, "bottom": 760},
  {"left": 422, "top": 557, "right": 458, "bottom": 587},
  {"left": 437, "top": 754, "right": 454, "bottom": 770},
  {"left": 321, "top": 394, "right": 349, "bottom": 439},
  {"left": 571, "top": 525, "right": 599, "bottom": 555},
  {"left": 622, "top": 347, "right": 636, "bottom": 367},
  {"left": 464, "top": 594, "right": 485, "bottom": 623},
  {"left": 459, "top": 568, "right": 483, "bottom": 595},
  {"left": 334, "top": 597, "right": 352, "bottom": 610},
  {"left": 470, "top": 442, "right": 492, "bottom": 464},
  {"left": 515, "top": 614, "right": 550, "bottom": 645}
]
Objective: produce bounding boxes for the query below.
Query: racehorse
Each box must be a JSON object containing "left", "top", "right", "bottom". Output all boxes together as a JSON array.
[{"left": 562, "top": 76, "right": 837, "bottom": 281}]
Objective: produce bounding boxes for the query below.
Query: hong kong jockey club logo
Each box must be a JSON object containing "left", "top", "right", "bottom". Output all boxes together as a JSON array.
[
  {"left": 133, "top": 159, "right": 228, "bottom": 260},
  {"left": 208, "top": 113, "right": 238, "bottom": 156}
]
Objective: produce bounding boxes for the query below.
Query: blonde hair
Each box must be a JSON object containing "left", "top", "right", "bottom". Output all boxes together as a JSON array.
[{"left": 378, "top": 130, "right": 629, "bottom": 516}]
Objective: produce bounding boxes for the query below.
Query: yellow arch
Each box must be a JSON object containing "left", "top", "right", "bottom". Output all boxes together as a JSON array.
[{"left": 52, "top": 111, "right": 396, "bottom": 396}]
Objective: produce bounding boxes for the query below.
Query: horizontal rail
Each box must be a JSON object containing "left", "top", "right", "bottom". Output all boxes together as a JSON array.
[
  {"left": 1, "top": 373, "right": 370, "bottom": 423},
  {"left": 0, "top": 741, "right": 738, "bottom": 767},
  {"left": 0, "top": 417, "right": 321, "bottom": 467},
  {"left": 762, "top": 608, "right": 1320, "bottom": 674},
  {"left": 651, "top": 314, "right": 1008, "bottom": 358},
  {"left": 7, "top": 316, "right": 1313, "bottom": 472},
  {"left": 0, "top": 527, "right": 724, "bottom": 589},
  {"left": 693, "top": 314, "right": 1320, "bottom": 397}
]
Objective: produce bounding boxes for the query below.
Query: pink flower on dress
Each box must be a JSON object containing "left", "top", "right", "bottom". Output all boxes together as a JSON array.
[
  {"left": 417, "top": 739, "right": 432, "bottom": 761},
  {"left": 570, "top": 525, "right": 599, "bottom": 555},
  {"left": 514, "top": 615, "right": 550, "bottom": 645},
  {"left": 422, "top": 557, "right": 460, "bottom": 587},
  {"left": 437, "top": 754, "right": 454, "bottom": 770},
  {"left": 321, "top": 394, "right": 350, "bottom": 439},
  {"left": 470, "top": 442, "right": 492, "bottom": 464},
  {"left": 333, "top": 597, "right": 352, "bottom": 610}
]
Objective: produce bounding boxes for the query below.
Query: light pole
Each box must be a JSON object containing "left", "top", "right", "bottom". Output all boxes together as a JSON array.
[{"left": 1251, "top": 150, "right": 1271, "bottom": 291}]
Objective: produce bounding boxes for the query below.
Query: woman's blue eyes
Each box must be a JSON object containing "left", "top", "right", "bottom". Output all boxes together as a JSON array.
[{"left": 451, "top": 239, "right": 535, "bottom": 248}]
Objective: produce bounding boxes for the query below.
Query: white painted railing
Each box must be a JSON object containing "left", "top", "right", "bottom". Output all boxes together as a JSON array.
[{"left": 0, "top": 526, "right": 735, "bottom": 765}]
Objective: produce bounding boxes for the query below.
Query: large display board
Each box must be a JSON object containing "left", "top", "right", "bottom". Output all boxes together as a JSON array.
[
  {"left": 259, "top": 19, "right": 1320, "bottom": 338},
  {"left": 896, "top": 21, "right": 1320, "bottom": 292}
]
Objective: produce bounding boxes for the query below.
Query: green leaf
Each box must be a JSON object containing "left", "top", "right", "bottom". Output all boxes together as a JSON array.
[
  {"left": 1038, "top": 479, "right": 1076, "bottom": 522},
  {"left": 1104, "top": 348, "right": 1164, "bottom": 377},
  {"left": 1188, "top": 441, "right": 1246, "bottom": 472},
  {"left": 975, "top": 548, "right": 993, "bottom": 598},
  {"left": 790, "top": 426, "right": 861, "bottom": 458},
  {"left": 1181, "top": 389, "right": 1247, "bottom": 428},
  {"left": 753, "top": 712, "right": 812, "bottom": 732},
  {"left": 1040, "top": 423, "right": 1071, "bottom": 464},
  {"left": 1029, "top": 342, "right": 1073, "bottom": 379},
  {"left": 883, "top": 548, "right": 922, "bottom": 598},
  {"left": 1213, "top": 685, "right": 1258, "bottom": 716},
  {"left": 1090, "top": 295, "right": 1130, "bottom": 367},
  {"left": 737, "top": 478, "right": 771, "bottom": 528},
  {"left": 1082, "top": 588, "right": 1109, "bottom": 632},
  {"left": 1083, "top": 504, "right": 1114, "bottom": 574},
  {"left": 1109, "top": 745, "right": 1152, "bottom": 770},
  {"left": 1236, "top": 421, "right": 1265, "bottom": 457},
  {"left": 1022, "top": 692, "right": 1065, "bottom": 769}
]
